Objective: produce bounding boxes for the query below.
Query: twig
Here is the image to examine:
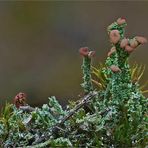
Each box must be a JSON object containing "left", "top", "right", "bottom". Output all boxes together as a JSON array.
[
  {"left": 19, "top": 105, "right": 35, "bottom": 112},
  {"left": 56, "top": 91, "right": 98, "bottom": 126}
]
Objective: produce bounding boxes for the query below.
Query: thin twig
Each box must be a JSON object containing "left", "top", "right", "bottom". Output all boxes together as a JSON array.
[
  {"left": 56, "top": 91, "right": 98, "bottom": 126},
  {"left": 19, "top": 105, "right": 35, "bottom": 112}
]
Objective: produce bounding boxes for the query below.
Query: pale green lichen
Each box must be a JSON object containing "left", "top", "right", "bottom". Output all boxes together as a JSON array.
[{"left": 0, "top": 18, "right": 147, "bottom": 148}]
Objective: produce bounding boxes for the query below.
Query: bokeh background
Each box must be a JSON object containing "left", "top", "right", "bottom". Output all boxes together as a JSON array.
[{"left": 0, "top": 1, "right": 148, "bottom": 108}]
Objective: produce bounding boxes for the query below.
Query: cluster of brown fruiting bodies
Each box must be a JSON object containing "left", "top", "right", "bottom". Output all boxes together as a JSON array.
[
  {"left": 108, "top": 17, "right": 147, "bottom": 72},
  {"left": 79, "top": 17, "right": 147, "bottom": 73},
  {"left": 109, "top": 18, "right": 147, "bottom": 53}
]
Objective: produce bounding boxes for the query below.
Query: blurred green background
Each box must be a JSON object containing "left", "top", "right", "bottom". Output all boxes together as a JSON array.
[{"left": 0, "top": 1, "right": 148, "bottom": 108}]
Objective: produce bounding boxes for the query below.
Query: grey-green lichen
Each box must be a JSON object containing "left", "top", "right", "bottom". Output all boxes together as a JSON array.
[{"left": 0, "top": 17, "right": 147, "bottom": 148}]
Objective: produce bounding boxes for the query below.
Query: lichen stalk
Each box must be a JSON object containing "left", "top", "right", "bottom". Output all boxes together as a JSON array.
[
  {"left": 106, "top": 19, "right": 134, "bottom": 101},
  {"left": 79, "top": 47, "right": 95, "bottom": 94},
  {"left": 81, "top": 56, "right": 93, "bottom": 93}
]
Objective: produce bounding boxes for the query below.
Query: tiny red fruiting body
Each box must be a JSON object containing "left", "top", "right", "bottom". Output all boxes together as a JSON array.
[
  {"left": 117, "top": 17, "right": 126, "bottom": 25},
  {"left": 135, "top": 36, "right": 147, "bottom": 44},
  {"left": 125, "top": 45, "right": 134, "bottom": 53},
  {"left": 109, "top": 30, "right": 120, "bottom": 44},
  {"left": 120, "top": 38, "right": 129, "bottom": 48},
  {"left": 129, "top": 39, "right": 139, "bottom": 48},
  {"left": 79, "top": 47, "right": 95, "bottom": 58},
  {"left": 13, "top": 92, "right": 27, "bottom": 108},
  {"left": 79, "top": 47, "right": 89, "bottom": 57},
  {"left": 110, "top": 65, "right": 121, "bottom": 73}
]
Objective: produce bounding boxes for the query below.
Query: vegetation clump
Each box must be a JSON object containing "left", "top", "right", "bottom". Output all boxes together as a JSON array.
[{"left": 0, "top": 18, "right": 147, "bottom": 148}]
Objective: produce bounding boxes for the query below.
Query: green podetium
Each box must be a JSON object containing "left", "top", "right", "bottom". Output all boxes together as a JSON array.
[{"left": 79, "top": 47, "right": 95, "bottom": 94}]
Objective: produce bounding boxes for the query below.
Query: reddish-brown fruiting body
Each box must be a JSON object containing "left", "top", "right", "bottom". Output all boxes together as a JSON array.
[
  {"left": 109, "top": 30, "right": 120, "bottom": 44},
  {"left": 129, "top": 39, "right": 139, "bottom": 48},
  {"left": 79, "top": 47, "right": 95, "bottom": 58},
  {"left": 117, "top": 17, "right": 126, "bottom": 25},
  {"left": 125, "top": 45, "right": 134, "bottom": 53},
  {"left": 79, "top": 47, "right": 89, "bottom": 57},
  {"left": 120, "top": 38, "right": 129, "bottom": 48},
  {"left": 135, "top": 36, "right": 147, "bottom": 44},
  {"left": 13, "top": 92, "right": 27, "bottom": 108},
  {"left": 108, "top": 47, "right": 116, "bottom": 57},
  {"left": 110, "top": 65, "right": 121, "bottom": 73}
]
